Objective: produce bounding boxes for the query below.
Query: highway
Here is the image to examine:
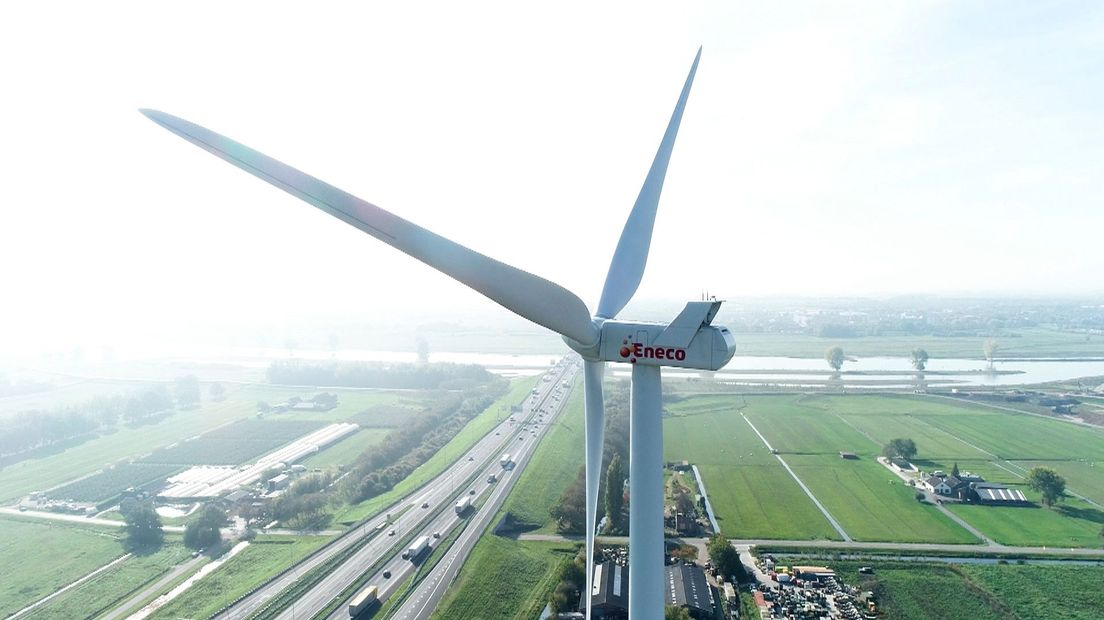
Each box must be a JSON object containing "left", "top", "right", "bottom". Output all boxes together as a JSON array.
[
  {"left": 352, "top": 360, "right": 579, "bottom": 620},
  {"left": 213, "top": 356, "right": 578, "bottom": 620}
]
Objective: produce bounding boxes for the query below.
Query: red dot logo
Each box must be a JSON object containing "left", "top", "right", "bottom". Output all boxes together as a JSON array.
[{"left": 619, "top": 346, "right": 631, "bottom": 358}]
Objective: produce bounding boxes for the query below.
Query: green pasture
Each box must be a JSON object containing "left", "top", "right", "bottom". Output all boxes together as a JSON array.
[
  {"left": 0, "top": 518, "right": 125, "bottom": 618},
  {"left": 32, "top": 541, "right": 193, "bottom": 619},
  {"left": 960, "top": 563, "right": 1104, "bottom": 620},
  {"left": 947, "top": 495, "right": 1104, "bottom": 548},
  {"left": 1015, "top": 459, "right": 1104, "bottom": 506},
  {"left": 663, "top": 397, "right": 839, "bottom": 539}
]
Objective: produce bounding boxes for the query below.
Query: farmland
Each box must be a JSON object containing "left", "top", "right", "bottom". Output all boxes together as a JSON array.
[
  {"left": 0, "top": 385, "right": 433, "bottom": 502},
  {"left": 0, "top": 517, "right": 125, "bottom": 618},
  {"left": 663, "top": 393, "right": 1104, "bottom": 546},
  {"left": 299, "top": 427, "right": 390, "bottom": 469},
  {"left": 48, "top": 462, "right": 183, "bottom": 503},
  {"left": 141, "top": 419, "right": 325, "bottom": 465}
]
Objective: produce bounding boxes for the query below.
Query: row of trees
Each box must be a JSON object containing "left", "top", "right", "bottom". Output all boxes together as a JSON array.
[
  {"left": 347, "top": 381, "right": 507, "bottom": 502},
  {"left": 0, "top": 379, "right": 201, "bottom": 458},
  {"left": 266, "top": 360, "right": 494, "bottom": 390},
  {"left": 824, "top": 341, "right": 1000, "bottom": 373}
]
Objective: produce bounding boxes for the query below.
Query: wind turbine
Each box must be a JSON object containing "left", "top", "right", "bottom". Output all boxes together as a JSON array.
[{"left": 141, "top": 47, "right": 734, "bottom": 620}]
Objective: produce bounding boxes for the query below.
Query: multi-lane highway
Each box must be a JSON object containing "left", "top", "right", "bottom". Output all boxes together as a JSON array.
[
  {"left": 356, "top": 360, "right": 578, "bottom": 620},
  {"left": 213, "top": 356, "right": 578, "bottom": 620}
]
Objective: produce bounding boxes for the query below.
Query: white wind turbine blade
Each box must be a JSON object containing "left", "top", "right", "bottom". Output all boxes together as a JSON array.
[
  {"left": 596, "top": 47, "right": 701, "bottom": 320},
  {"left": 140, "top": 109, "right": 599, "bottom": 347},
  {"left": 582, "top": 359, "right": 606, "bottom": 620}
]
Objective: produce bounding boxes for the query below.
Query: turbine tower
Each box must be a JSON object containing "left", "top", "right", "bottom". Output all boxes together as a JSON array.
[{"left": 141, "top": 47, "right": 734, "bottom": 620}]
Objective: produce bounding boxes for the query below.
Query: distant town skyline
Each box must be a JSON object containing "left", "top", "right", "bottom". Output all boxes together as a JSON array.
[{"left": 3, "top": 1, "right": 1102, "bottom": 357}]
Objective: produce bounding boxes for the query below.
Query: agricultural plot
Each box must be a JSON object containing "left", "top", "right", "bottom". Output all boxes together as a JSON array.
[
  {"left": 947, "top": 496, "right": 1104, "bottom": 548},
  {"left": 48, "top": 462, "right": 183, "bottom": 503},
  {"left": 783, "top": 454, "right": 978, "bottom": 543},
  {"left": 663, "top": 397, "right": 840, "bottom": 539},
  {"left": 0, "top": 518, "right": 124, "bottom": 618},
  {"left": 742, "top": 397, "right": 872, "bottom": 455},
  {"left": 960, "top": 563, "right": 1104, "bottom": 620},
  {"left": 141, "top": 419, "right": 324, "bottom": 465},
  {"left": 1014, "top": 459, "right": 1104, "bottom": 506}
]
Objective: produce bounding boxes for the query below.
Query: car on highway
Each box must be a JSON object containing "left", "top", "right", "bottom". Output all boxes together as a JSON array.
[
  {"left": 468, "top": 456, "right": 474, "bottom": 461},
  {"left": 383, "top": 570, "right": 392, "bottom": 578},
  {"left": 422, "top": 502, "right": 430, "bottom": 508},
  {"left": 469, "top": 489, "right": 476, "bottom": 494},
  {"left": 433, "top": 531, "right": 441, "bottom": 538},
  {"left": 389, "top": 529, "right": 396, "bottom": 536}
]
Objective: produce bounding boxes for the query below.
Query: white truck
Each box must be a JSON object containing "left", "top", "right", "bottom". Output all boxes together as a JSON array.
[
  {"left": 406, "top": 535, "right": 430, "bottom": 561},
  {"left": 455, "top": 495, "right": 472, "bottom": 514},
  {"left": 500, "top": 454, "right": 513, "bottom": 469}
]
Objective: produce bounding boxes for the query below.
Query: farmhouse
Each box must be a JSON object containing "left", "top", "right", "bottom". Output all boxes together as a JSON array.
[{"left": 923, "top": 473, "right": 966, "bottom": 496}]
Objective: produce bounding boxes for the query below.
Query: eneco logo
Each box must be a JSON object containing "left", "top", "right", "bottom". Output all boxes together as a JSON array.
[{"left": 619, "top": 339, "right": 687, "bottom": 363}]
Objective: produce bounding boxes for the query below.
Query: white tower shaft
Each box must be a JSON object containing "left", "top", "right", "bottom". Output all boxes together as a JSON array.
[{"left": 628, "top": 364, "right": 664, "bottom": 619}]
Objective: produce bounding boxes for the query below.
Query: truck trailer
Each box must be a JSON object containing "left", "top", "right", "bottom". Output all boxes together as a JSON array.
[
  {"left": 407, "top": 535, "right": 430, "bottom": 561},
  {"left": 500, "top": 454, "right": 512, "bottom": 469},
  {"left": 455, "top": 495, "right": 472, "bottom": 514},
  {"left": 348, "top": 585, "right": 378, "bottom": 617}
]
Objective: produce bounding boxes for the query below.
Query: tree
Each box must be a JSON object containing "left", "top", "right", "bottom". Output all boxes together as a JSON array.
[
  {"left": 665, "top": 607, "right": 693, "bottom": 620},
  {"left": 881, "top": 438, "right": 917, "bottom": 460},
  {"left": 184, "top": 504, "right": 225, "bottom": 549},
  {"left": 174, "top": 375, "right": 201, "bottom": 408},
  {"left": 1027, "top": 466, "right": 1066, "bottom": 507},
  {"left": 209, "top": 382, "right": 226, "bottom": 402},
  {"left": 910, "top": 348, "right": 929, "bottom": 372},
  {"left": 604, "top": 453, "right": 625, "bottom": 534},
  {"left": 706, "top": 533, "right": 746, "bottom": 582},
  {"left": 951, "top": 462, "right": 960, "bottom": 479},
  {"left": 416, "top": 336, "right": 430, "bottom": 364},
  {"left": 983, "top": 338, "right": 999, "bottom": 367},
  {"left": 825, "top": 346, "right": 845, "bottom": 372},
  {"left": 124, "top": 503, "right": 164, "bottom": 548}
]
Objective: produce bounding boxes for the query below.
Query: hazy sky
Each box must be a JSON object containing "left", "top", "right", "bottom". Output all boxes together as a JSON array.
[{"left": 2, "top": 1, "right": 1102, "bottom": 355}]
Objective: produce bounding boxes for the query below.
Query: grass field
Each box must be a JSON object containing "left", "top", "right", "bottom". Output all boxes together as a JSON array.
[
  {"left": 31, "top": 541, "right": 193, "bottom": 619},
  {"left": 665, "top": 393, "right": 1104, "bottom": 545},
  {"left": 0, "top": 518, "right": 125, "bottom": 618},
  {"left": 960, "top": 563, "right": 1104, "bottom": 620},
  {"left": 334, "top": 376, "right": 540, "bottom": 525},
  {"left": 430, "top": 535, "right": 575, "bottom": 620},
  {"left": 48, "top": 462, "right": 184, "bottom": 503},
  {"left": 299, "top": 427, "right": 391, "bottom": 469},
  {"left": 499, "top": 387, "right": 584, "bottom": 532},
  {"left": 148, "top": 535, "right": 330, "bottom": 620},
  {"left": 663, "top": 396, "right": 840, "bottom": 539}
]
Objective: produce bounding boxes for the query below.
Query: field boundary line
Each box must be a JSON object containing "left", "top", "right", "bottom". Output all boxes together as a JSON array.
[
  {"left": 7, "top": 552, "right": 132, "bottom": 620},
  {"left": 739, "top": 412, "right": 852, "bottom": 541}
]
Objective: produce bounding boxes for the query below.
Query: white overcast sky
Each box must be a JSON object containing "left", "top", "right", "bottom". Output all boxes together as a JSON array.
[{"left": 2, "top": 1, "right": 1103, "bottom": 355}]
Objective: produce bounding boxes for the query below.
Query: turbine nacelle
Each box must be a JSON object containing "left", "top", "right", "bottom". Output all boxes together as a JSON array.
[{"left": 564, "top": 300, "right": 736, "bottom": 371}]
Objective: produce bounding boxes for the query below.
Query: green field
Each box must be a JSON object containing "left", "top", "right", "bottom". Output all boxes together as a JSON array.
[
  {"left": 430, "top": 535, "right": 575, "bottom": 620},
  {"left": 664, "top": 393, "right": 1104, "bottom": 545},
  {"left": 31, "top": 541, "right": 193, "bottom": 619},
  {"left": 335, "top": 376, "right": 540, "bottom": 525},
  {"left": 960, "top": 562, "right": 1104, "bottom": 620},
  {"left": 663, "top": 396, "right": 840, "bottom": 539},
  {"left": 0, "top": 385, "right": 428, "bottom": 502},
  {"left": 499, "top": 386, "right": 584, "bottom": 531},
  {"left": 49, "top": 462, "right": 184, "bottom": 503},
  {"left": 148, "top": 535, "right": 330, "bottom": 620},
  {"left": 299, "top": 427, "right": 391, "bottom": 469},
  {"left": 0, "top": 518, "right": 125, "bottom": 618}
]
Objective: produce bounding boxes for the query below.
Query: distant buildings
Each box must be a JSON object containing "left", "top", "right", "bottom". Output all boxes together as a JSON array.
[{"left": 577, "top": 561, "right": 716, "bottom": 619}]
